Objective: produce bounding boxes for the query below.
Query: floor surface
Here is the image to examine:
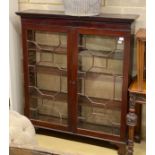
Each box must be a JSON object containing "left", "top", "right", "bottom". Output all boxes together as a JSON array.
[{"left": 36, "top": 134, "right": 146, "bottom": 155}]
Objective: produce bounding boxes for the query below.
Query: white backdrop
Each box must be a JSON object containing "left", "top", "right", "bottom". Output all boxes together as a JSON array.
[{"left": 9, "top": 0, "right": 24, "bottom": 113}]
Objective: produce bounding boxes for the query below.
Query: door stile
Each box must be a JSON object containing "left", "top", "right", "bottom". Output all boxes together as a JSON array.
[
  {"left": 21, "top": 23, "right": 30, "bottom": 117},
  {"left": 120, "top": 34, "right": 132, "bottom": 141},
  {"left": 67, "top": 28, "right": 79, "bottom": 133}
]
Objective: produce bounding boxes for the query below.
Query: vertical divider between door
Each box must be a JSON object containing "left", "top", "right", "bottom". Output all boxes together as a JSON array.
[{"left": 67, "top": 28, "right": 79, "bottom": 133}]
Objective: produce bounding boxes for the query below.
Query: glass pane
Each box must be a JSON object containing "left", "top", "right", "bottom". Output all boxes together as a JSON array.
[
  {"left": 77, "top": 34, "right": 124, "bottom": 136},
  {"left": 27, "top": 30, "right": 68, "bottom": 126}
]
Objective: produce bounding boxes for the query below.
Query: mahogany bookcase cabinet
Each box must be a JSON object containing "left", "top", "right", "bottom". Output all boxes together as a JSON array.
[{"left": 17, "top": 10, "right": 138, "bottom": 155}]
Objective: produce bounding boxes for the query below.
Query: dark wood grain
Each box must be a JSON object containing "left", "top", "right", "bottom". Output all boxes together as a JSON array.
[
  {"left": 16, "top": 10, "right": 138, "bottom": 23},
  {"left": 17, "top": 10, "right": 137, "bottom": 155}
]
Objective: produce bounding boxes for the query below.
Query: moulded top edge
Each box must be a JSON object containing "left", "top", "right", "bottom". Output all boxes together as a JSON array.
[{"left": 16, "top": 9, "right": 139, "bottom": 24}]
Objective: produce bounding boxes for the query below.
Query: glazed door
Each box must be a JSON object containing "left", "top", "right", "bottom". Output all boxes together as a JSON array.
[
  {"left": 23, "top": 26, "right": 70, "bottom": 131},
  {"left": 75, "top": 29, "right": 128, "bottom": 140}
]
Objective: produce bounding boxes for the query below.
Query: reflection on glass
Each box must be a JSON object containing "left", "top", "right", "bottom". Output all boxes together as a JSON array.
[
  {"left": 78, "top": 35, "right": 124, "bottom": 136},
  {"left": 27, "top": 30, "right": 68, "bottom": 126}
]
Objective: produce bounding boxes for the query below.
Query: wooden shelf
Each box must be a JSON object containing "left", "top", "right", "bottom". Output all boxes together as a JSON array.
[
  {"left": 79, "top": 49, "right": 123, "bottom": 60},
  {"left": 30, "top": 113, "right": 68, "bottom": 126},
  {"left": 128, "top": 78, "right": 146, "bottom": 95},
  {"left": 29, "top": 86, "right": 121, "bottom": 110},
  {"left": 29, "top": 86, "right": 68, "bottom": 101},
  {"left": 34, "top": 65, "right": 67, "bottom": 76},
  {"left": 78, "top": 122, "right": 120, "bottom": 136},
  {"left": 78, "top": 70, "right": 123, "bottom": 79},
  {"left": 29, "top": 64, "right": 123, "bottom": 78},
  {"left": 78, "top": 94, "right": 121, "bottom": 110},
  {"left": 28, "top": 40, "right": 67, "bottom": 54}
]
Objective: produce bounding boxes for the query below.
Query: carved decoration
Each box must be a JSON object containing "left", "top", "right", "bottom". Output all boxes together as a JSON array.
[
  {"left": 126, "top": 112, "right": 137, "bottom": 126},
  {"left": 127, "top": 140, "right": 134, "bottom": 155},
  {"left": 129, "top": 94, "right": 136, "bottom": 110}
]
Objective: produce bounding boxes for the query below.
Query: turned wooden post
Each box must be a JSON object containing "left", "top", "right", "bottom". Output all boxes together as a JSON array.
[
  {"left": 136, "top": 28, "right": 146, "bottom": 91},
  {"left": 127, "top": 28, "right": 146, "bottom": 153},
  {"left": 134, "top": 28, "right": 146, "bottom": 142},
  {"left": 126, "top": 94, "right": 138, "bottom": 155}
]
